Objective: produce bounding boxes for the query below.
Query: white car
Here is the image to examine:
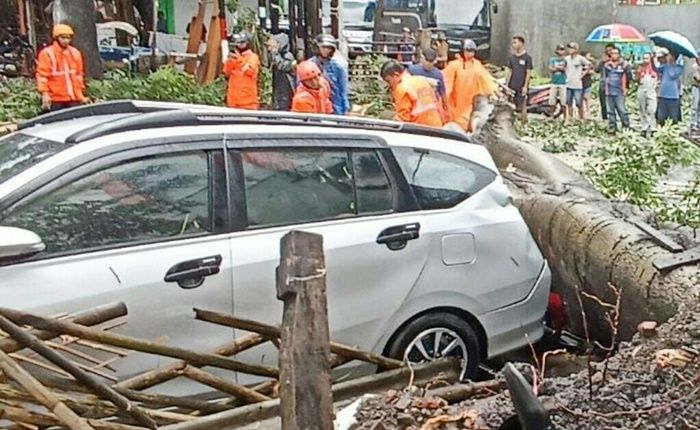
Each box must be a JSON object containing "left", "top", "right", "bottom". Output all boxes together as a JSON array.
[{"left": 0, "top": 101, "right": 550, "bottom": 384}]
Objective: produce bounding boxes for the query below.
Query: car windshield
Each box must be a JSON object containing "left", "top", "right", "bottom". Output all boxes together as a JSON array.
[
  {"left": 433, "top": 0, "right": 488, "bottom": 27},
  {"left": 0, "top": 133, "right": 64, "bottom": 187}
]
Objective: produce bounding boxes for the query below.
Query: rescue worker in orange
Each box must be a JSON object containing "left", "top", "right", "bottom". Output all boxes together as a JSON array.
[
  {"left": 380, "top": 60, "right": 443, "bottom": 128},
  {"left": 223, "top": 32, "right": 261, "bottom": 110},
  {"left": 36, "top": 24, "right": 87, "bottom": 112},
  {"left": 291, "top": 61, "right": 333, "bottom": 114},
  {"left": 443, "top": 39, "right": 497, "bottom": 131}
]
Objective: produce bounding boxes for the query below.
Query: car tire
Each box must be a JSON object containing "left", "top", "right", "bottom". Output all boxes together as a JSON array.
[{"left": 386, "top": 312, "right": 481, "bottom": 380}]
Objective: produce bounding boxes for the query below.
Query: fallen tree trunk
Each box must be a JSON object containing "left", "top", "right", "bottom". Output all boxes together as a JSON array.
[{"left": 472, "top": 103, "right": 700, "bottom": 340}]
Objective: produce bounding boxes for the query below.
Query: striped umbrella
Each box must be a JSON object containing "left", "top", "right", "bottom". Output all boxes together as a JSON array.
[{"left": 586, "top": 24, "right": 646, "bottom": 44}]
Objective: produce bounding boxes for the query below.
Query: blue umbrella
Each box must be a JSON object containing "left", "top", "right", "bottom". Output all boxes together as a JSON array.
[{"left": 649, "top": 31, "right": 698, "bottom": 58}]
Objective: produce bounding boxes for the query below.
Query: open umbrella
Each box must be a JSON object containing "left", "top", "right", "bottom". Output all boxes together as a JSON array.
[
  {"left": 649, "top": 31, "right": 698, "bottom": 58},
  {"left": 586, "top": 24, "right": 646, "bottom": 44}
]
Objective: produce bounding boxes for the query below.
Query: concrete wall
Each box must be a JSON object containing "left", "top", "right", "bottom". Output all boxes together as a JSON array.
[
  {"left": 491, "top": 0, "right": 618, "bottom": 72},
  {"left": 616, "top": 4, "right": 700, "bottom": 49}
]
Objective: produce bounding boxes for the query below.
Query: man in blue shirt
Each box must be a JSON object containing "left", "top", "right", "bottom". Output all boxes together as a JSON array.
[
  {"left": 408, "top": 48, "right": 445, "bottom": 98},
  {"left": 657, "top": 49, "right": 684, "bottom": 126},
  {"left": 311, "top": 34, "right": 350, "bottom": 115},
  {"left": 603, "top": 47, "right": 633, "bottom": 133}
]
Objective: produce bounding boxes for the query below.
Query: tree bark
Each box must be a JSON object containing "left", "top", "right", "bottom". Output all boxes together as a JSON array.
[
  {"left": 472, "top": 102, "right": 700, "bottom": 341},
  {"left": 53, "top": 0, "right": 103, "bottom": 79}
]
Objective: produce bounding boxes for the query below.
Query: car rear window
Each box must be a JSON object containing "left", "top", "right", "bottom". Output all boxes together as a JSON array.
[
  {"left": 0, "top": 133, "right": 64, "bottom": 187},
  {"left": 392, "top": 147, "right": 496, "bottom": 210}
]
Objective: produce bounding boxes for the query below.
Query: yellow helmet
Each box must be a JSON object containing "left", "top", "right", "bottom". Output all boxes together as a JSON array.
[{"left": 52, "top": 24, "right": 75, "bottom": 38}]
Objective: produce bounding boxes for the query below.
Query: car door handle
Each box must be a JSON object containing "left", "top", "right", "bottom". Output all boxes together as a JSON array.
[
  {"left": 164, "top": 255, "right": 222, "bottom": 290},
  {"left": 377, "top": 223, "right": 421, "bottom": 251}
]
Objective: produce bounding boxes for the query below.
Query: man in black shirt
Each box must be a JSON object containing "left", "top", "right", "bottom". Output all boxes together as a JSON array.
[{"left": 507, "top": 36, "right": 533, "bottom": 124}]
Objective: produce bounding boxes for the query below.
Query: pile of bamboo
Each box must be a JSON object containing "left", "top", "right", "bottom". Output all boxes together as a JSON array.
[{"left": 0, "top": 303, "right": 458, "bottom": 429}]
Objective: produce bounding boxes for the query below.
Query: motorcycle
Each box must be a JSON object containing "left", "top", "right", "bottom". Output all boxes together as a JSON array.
[
  {"left": 499, "top": 83, "right": 564, "bottom": 119},
  {"left": 0, "top": 30, "right": 35, "bottom": 78}
]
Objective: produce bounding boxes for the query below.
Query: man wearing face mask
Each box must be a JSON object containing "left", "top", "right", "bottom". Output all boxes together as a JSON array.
[
  {"left": 442, "top": 39, "right": 497, "bottom": 132},
  {"left": 36, "top": 24, "right": 88, "bottom": 112}
]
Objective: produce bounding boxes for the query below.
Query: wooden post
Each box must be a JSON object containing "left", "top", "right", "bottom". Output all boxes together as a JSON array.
[
  {"left": 184, "top": 1, "right": 207, "bottom": 74},
  {"left": 202, "top": 1, "right": 222, "bottom": 84},
  {"left": 276, "top": 231, "right": 334, "bottom": 430}
]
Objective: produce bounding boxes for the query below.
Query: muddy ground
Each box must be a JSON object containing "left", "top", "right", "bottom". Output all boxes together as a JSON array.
[{"left": 350, "top": 302, "right": 700, "bottom": 429}]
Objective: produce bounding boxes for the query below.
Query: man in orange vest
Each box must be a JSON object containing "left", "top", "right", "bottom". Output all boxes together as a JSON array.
[
  {"left": 380, "top": 60, "right": 443, "bottom": 128},
  {"left": 291, "top": 61, "right": 333, "bottom": 114},
  {"left": 443, "top": 39, "right": 497, "bottom": 131},
  {"left": 36, "top": 24, "right": 87, "bottom": 112},
  {"left": 223, "top": 32, "right": 261, "bottom": 110}
]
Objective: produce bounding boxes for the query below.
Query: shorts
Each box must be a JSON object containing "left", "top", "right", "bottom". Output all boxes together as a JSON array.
[
  {"left": 583, "top": 86, "right": 593, "bottom": 97},
  {"left": 548, "top": 85, "right": 567, "bottom": 106},
  {"left": 513, "top": 93, "right": 527, "bottom": 110},
  {"left": 567, "top": 88, "right": 583, "bottom": 107}
]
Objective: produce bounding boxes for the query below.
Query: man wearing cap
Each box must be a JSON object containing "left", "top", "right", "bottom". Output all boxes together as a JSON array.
[
  {"left": 36, "top": 24, "right": 88, "bottom": 112},
  {"left": 656, "top": 48, "right": 684, "bottom": 126},
  {"left": 224, "top": 32, "right": 261, "bottom": 110},
  {"left": 564, "top": 42, "right": 589, "bottom": 121},
  {"left": 548, "top": 45, "right": 568, "bottom": 115},
  {"left": 603, "top": 46, "right": 633, "bottom": 133},
  {"left": 443, "top": 39, "right": 497, "bottom": 132}
]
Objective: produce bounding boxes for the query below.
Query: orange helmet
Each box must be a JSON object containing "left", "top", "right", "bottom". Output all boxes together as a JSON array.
[
  {"left": 53, "top": 24, "right": 75, "bottom": 39},
  {"left": 297, "top": 61, "right": 321, "bottom": 82}
]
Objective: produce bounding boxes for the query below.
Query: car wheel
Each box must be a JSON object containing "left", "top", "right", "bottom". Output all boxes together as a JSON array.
[{"left": 386, "top": 313, "right": 481, "bottom": 380}]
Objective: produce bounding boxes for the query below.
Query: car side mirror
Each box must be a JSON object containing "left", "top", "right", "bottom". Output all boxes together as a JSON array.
[{"left": 0, "top": 226, "right": 46, "bottom": 261}]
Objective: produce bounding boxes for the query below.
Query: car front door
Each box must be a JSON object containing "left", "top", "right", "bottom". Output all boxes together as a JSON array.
[
  {"left": 226, "top": 137, "right": 430, "bottom": 378},
  {"left": 0, "top": 142, "right": 234, "bottom": 381}
]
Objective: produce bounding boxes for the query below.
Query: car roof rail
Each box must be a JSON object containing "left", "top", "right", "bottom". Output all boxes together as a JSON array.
[{"left": 57, "top": 103, "right": 471, "bottom": 144}]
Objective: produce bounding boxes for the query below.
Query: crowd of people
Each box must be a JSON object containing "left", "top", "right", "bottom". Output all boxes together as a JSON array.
[
  {"left": 531, "top": 39, "right": 700, "bottom": 137},
  {"left": 34, "top": 23, "right": 700, "bottom": 139}
]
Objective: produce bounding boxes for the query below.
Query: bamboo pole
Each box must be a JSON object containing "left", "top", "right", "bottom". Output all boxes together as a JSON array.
[
  {"left": 117, "top": 332, "right": 268, "bottom": 391},
  {"left": 0, "top": 404, "right": 145, "bottom": 430},
  {"left": 0, "top": 349, "right": 95, "bottom": 430},
  {"left": 0, "top": 315, "right": 157, "bottom": 430},
  {"left": 193, "top": 308, "right": 405, "bottom": 370},
  {"left": 0, "top": 308, "right": 279, "bottom": 379},
  {"left": 0, "top": 302, "right": 128, "bottom": 354},
  {"left": 161, "top": 358, "right": 461, "bottom": 430},
  {"left": 181, "top": 365, "right": 271, "bottom": 404}
]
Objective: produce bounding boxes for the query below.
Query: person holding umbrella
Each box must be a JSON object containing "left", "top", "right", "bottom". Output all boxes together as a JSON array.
[{"left": 656, "top": 48, "right": 684, "bottom": 126}]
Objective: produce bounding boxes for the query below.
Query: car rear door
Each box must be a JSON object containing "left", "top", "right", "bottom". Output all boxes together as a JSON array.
[
  {"left": 0, "top": 140, "right": 235, "bottom": 382},
  {"left": 225, "top": 136, "right": 430, "bottom": 377}
]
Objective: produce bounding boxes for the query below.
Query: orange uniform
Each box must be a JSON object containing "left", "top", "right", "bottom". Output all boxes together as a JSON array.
[
  {"left": 443, "top": 57, "right": 497, "bottom": 131},
  {"left": 223, "top": 50, "right": 261, "bottom": 110},
  {"left": 392, "top": 73, "right": 443, "bottom": 128},
  {"left": 291, "top": 78, "right": 333, "bottom": 114},
  {"left": 36, "top": 42, "right": 86, "bottom": 103}
]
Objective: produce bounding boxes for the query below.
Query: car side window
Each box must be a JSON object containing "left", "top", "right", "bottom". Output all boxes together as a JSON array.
[
  {"left": 241, "top": 148, "right": 393, "bottom": 228},
  {"left": 392, "top": 147, "right": 496, "bottom": 210},
  {"left": 2, "top": 151, "right": 214, "bottom": 254}
]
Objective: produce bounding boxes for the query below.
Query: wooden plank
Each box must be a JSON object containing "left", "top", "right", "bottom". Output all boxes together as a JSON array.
[
  {"left": 0, "top": 349, "right": 95, "bottom": 430},
  {"left": 181, "top": 365, "right": 271, "bottom": 404},
  {"left": 184, "top": 1, "right": 207, "bottom": 74},
  {"left": 633, "top": 221, "right": 684, "bottom": 253},
  {"left": 202, "top": 1, "right": 221, "bottom": 84},
  {"left": 276, "top": 231, "right": 334, "bottom": 430},
  {"left": 0, "top": 315, "right": 156, "bottom": 430},
  {"left": 0, "top": 308, "right": 279, "bottom": 379},
  {"left": 653, "top": 247, "right": 700, "bottom": 272}
]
